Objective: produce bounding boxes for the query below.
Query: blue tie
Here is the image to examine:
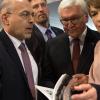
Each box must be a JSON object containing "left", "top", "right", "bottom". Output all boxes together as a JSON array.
[{"left": 45, "top": 29, "right": 52, "bottom": 40}]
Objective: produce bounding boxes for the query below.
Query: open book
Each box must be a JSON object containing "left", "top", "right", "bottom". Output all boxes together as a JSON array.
[{"left": 35, "top": 74, "right": 71, "bottom": 100}]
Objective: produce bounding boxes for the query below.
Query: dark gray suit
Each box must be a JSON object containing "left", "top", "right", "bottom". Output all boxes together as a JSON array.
[
  {"left": 26, "top": 24, "right": 64, "bottom": 66},
  {"left": 42, "top": 27, "right": 100, "bottom": 87},
  {"left": 26, "top": 24, "right": 64, "bottom": 100}
]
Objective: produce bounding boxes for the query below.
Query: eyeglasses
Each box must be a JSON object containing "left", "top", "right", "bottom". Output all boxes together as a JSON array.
[
  {"left": 7, "top": 10, "right": 34, "bottom": 19},
  {"left": 19, "top": 11, "right": 34, "bottom": 19},
  {"left": 60, "top": 16, "right": 83, "bottom": 26}
]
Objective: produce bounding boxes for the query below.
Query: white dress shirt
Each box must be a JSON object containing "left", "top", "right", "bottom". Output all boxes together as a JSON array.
[
  {"left": 5, "top": 32, "right": 38, "bottom": 85},
  {"left": 69, "top": 27, "right": 87, "bottom": 59},
  {"left": 35, "top": 23, "right": 56, "bottom": 41}
]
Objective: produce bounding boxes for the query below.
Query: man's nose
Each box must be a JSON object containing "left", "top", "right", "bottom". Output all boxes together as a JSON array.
[
  {"left": 28, "top": 14, "right": 34, "bottom": 23},
  {"left": 38, "top": 5, "right": 44, "bottom": 11}
]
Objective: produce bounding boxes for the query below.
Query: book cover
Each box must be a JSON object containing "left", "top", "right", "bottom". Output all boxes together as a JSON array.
[{"left": 35, "top": 74, "right": 71, "bottom": 100}]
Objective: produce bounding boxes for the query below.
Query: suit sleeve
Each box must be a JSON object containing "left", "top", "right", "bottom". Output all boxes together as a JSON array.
[{"left": 41, "top": 42, "right": 56, "bottom": 88}]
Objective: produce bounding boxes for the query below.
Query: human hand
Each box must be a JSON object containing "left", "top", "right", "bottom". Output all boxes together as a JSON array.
[
  {"left": 71, "top": 84, "right": 97, "bottom": 100},
  {"left": 69, "top": 74, "right": 88, "bottom": 94},
  {"left": 63, "top": 74, "right": 88, "bottom": 100},
  {"left": 70, "top": 74, "right": 88, "bottom": 89}
]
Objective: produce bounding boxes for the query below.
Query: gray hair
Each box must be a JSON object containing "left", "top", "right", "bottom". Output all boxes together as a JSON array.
[{"left": 58, "top": 0, "right": 88, "bottom": 16}]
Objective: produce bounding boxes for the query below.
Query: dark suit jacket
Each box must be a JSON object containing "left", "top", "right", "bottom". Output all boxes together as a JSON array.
[
  {"left": 26, "top": 24, "right": 64, "bottom": 100},
  {"left": 42, "top": 27, "right": 100, "bottom": 87},
  {"left": 0, "top": 29, "right": 40, "bottom": 100},
  {"left": 26, "top": 24, "right": 64, "bottom": 67}
]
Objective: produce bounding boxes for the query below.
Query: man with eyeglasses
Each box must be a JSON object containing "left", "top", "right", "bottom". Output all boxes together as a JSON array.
[
  {"left": 41, "top": 0, "right": 100, "bottom": 91},
  {"left": 0, "top": 0, "right": 40, "bottom": 100}
]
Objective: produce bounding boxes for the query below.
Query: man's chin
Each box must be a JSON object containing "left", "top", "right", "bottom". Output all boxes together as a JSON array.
[
  {"left": 37, "top": 18, "right": 48, "bottom": 24},
  {"left": 25, "top": 34, "right": 32, "bottom": 39}
]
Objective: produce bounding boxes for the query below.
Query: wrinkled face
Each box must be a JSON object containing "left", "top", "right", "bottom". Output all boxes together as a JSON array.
[
  {"left": 2, "top": 0, "right": 34, "bottom": 40},
  {"left": 31, "top": 0, "right": 49, "bottom": 24},
  {"left": 60, "top": 6, "right": 88, "bottom": 38},
  {"left": 89, "top": 6, "right": 100, "bottom": 33}
]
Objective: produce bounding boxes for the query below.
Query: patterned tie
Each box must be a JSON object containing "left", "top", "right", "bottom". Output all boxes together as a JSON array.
[
  {"left": 45, "top": 29, "right": 52, "bottom": 40},
  {"left": 72, "top": 39, "right": 80, "bottom": 73},
  {"left": 19, "top": 43, "right": 36, "bottom": 100}
]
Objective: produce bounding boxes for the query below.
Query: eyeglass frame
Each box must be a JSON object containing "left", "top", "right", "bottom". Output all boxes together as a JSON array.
[
  {"left": 7, "top": 10, "right": 34, "bottom": 19},
  {"left": 60, "top": 15, "right": 84, "bottom": 26}
]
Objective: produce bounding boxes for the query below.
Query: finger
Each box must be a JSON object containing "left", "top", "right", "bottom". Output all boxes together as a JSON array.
[
  {"left": 74, "top": 84, "right": 92, "bottom": 91},
  {"left": 71, "top": 86, "right": 96, "bottom": 100},
  {"left": 73, "top": 74, "right": 85, "bottom": 78}
]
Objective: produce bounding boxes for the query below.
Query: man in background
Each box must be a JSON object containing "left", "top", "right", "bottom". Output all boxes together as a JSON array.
[{"left": 26, "top": 0, "right": 64, "bottom": 66}]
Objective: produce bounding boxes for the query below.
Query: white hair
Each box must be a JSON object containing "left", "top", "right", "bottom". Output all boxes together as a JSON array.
[{"left": 58, "top": 0, "right": 88, "bottom": 16}]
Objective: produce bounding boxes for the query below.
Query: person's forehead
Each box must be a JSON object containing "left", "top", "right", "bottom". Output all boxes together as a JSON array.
[
  {"left": 14, "top": 0, "right": 31, "bottom": 9},
  {"left": 31, "top": 0, "right": 46, "bottom": 4},
  {"left": 11, "top": 0, "right": 33, "bottom": 13}
]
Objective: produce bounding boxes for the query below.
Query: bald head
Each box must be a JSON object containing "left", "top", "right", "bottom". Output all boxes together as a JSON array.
[
  {"left": 0, "top": 0, "right": 31, "bottom": 12},
  {"left": 0, "top": 0, "right": 34, "bottom": 40}
]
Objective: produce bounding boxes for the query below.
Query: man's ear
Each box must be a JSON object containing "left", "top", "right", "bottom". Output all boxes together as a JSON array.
[{"left": 1, "top": 13, "right": 10, "bottom": 25}]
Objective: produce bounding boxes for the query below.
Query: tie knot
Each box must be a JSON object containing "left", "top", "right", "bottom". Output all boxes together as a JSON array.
[
  {"left": 45, "top": 29, "right": 52, "bottom": 35},
  {"left": 45, "top": 29, "right": 52, "bottom": 39},
  {"left": 19, "top": 42, "right": 26, "bottom": 51},
  {"left": 73, "top": 38, "right": 79, "bottom": 41},
  {"left": 73, "top": 38, "right": 80, "bottom": 44}
]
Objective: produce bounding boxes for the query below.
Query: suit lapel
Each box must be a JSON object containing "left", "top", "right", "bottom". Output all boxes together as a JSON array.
[
  {"left": 33, "top": 25, "right": 45, "bottom": 44},
  {"left": 77, "top": 28, "right": 96, "bottom": 73},
  {"left": 60, "top": 35, "right": 74, "bottom": 75},
  {"left": 0, "top": 30, "right": 29, "bottom": 87},
  {"left": 51, "top": 27, "right": 58, "bottom": 35}
]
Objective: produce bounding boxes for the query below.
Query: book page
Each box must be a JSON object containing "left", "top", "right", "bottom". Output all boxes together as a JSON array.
[{"left": 35, "top": 74, "right": 71, "bottom": 100}]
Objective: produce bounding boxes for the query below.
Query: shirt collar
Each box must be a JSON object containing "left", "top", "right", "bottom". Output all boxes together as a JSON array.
[
  {"left": 69, "top": 27, "right": 87, "bottom": 45},
  {"left": 5, "top": 31, "right": 25, "bottom": 49},
  {"left": 35, "top": 23, "right": 52, "bottom": 35}
]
